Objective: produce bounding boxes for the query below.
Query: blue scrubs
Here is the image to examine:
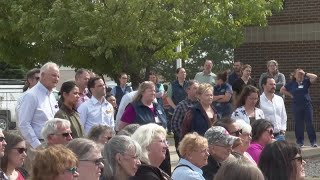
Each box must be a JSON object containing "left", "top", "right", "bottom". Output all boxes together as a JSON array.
[
  {"left": 284, "top": 78, "right": 317, "bottom": 145},
  {"left": 213, "top": 83, "right": 233, "bottom": 119}
]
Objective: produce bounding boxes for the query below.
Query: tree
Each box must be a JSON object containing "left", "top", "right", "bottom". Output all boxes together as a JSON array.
[{"left": 0, "top": 0, "right": 283, "bottom": 86}]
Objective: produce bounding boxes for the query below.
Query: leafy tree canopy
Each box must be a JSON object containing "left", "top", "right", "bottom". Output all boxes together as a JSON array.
[{"left": 0, "top": 0, "right": 283, "bottom": 85}]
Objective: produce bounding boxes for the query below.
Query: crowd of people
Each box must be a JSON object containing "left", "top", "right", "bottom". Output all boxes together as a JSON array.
[{"left": 0, "top": 59, "right": 316, "bottom": 180}]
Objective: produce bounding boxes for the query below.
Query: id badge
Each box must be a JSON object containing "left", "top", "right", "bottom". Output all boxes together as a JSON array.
[
  {"left": 298, "top": 85, "right": 304, "bottom": 88},
  {"left": 155, "top": 116, "right": 161, "bottom": 123}
]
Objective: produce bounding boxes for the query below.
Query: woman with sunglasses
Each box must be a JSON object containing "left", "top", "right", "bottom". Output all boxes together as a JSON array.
[
  {"left": 0, "top": 132, "right": 28, "bottom": 180},
  {"left": 55, "top": 81, "right": 84, "bottom": 138},
  {"left": 259, "top": 141, "right": 306, "bottom": 180},
  {"left": 231, "top": 120, "right": 256, "bottom": 165},
  {"left": 247, "top": 119, "right": 274, "bottom": 164},
  {"left": 31, "top": 145, "right": 79, "bottom": 180},
  {"left": 67, "top": 138, "right": 104, "bottom": 180}
]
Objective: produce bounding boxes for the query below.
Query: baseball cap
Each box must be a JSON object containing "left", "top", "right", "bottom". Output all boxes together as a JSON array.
[{"left": 204, "top": 126, "right": 239, "bottom": 146}]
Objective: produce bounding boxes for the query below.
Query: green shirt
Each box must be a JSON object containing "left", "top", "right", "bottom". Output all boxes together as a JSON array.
[
  {"left": 194, "top": 71, "right": 216, "bottom": 86},
  {"left": 54, "top": 104, "right": 84, "bottom": 138}
]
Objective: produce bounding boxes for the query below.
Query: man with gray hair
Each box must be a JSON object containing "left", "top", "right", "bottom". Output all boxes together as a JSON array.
[
  {"left": 18, "top": 62, "right": 60, "bottom": 148},
  {"left": 202, "top": 126, "right": 239, "bottom": 180},
  {"left": 41, "top": 118, "right": 73, "bottom": 146}
]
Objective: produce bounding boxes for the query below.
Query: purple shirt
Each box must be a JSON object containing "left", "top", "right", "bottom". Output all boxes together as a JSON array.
[
  {"left": 246, "top": 142, "right": 264, "bottom": 164},
  {"left": 121, "top": 103, "right": 155, "bottom": 124}
]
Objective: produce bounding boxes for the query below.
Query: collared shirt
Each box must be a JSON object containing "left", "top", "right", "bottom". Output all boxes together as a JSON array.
[
  {"left": 231, "top": 106, "right": 265, "bottom": 124},
  {"left": 171, "top": 98, "right": 197, "bottom": 137},
  {"left": 78, "top": 96, "right": 114, "bottom": 134},
  {"left": 258, "top": 72, "right": 286, "bottom": 96},
  {"left": 260, "top": 93, "right": 287, "bottom": 133},
  {"left": 172, "top": 158, "right": 205, "bottom": 180},
  {"left": 18, "top": 82, "right": 59, "bottom": 148},
  {"left": 194, "top": 71, "right": 216, "bottom": 86},
  {"left": 76, "top": 88, "right": 90, "bottom": 109}
]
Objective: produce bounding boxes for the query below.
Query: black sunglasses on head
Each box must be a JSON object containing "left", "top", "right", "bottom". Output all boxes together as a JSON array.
[{"left": 12, "top": 148, "right": 27, "bottom": 154}]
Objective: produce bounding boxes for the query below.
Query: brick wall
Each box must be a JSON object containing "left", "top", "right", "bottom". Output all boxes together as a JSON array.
[
  {"left": 235, "top": 41, "right": 320, "bottom": 131},
  {"left": 268, "top": 0, "right": 320, "bottom": 25},
  {"left": 235, "top": 0, "right": 320, "bottom": 131}
]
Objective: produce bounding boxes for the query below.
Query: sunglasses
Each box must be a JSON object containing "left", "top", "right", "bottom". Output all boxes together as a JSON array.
[
  {"left": 66, "top": 167, "right": 78, "bottom": 174},
  {"left": 292, "top": 156, "right": 303, "bottom": 163},
  {"left": 12, "top": 148, "right": 27, "bottom": 154},
  {"left": 230, "top": 129, "right": 242, "bottom": 137},
  {"left": 80, "top": 158, "right": 104, "bottom": 166},
  {"left": 0, "top": 137, "right": 5, "bottom": 142},
  {"left": 54, "top": 132, "right": 72, "bottom": 137},
  {"left": 266, "top": 129, "right": 274, "bottom": 135}
]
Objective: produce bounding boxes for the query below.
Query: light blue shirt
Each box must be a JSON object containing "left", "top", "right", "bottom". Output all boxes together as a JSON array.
[
  {"left": 78, "top": 96, "right": 114, "bottom": 134},
  {"left": 18, "top": 82, "right": 59, "bottom": 148},
  {"left": 172, "top": 158, "right": 205, "bottom": 180}
]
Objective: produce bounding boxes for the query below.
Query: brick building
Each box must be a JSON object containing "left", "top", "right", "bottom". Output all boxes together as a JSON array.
[{"left": 234, "top": 0, "right": 320, "bottom": 131}]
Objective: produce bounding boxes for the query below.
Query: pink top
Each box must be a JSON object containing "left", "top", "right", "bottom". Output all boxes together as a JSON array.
[
  {"left": 120, "top": 103, "right": 155, "bottom": 124},
  {"left": 16, "top": 170, "right": 25, "bottom": 180},
  {"left": 246, "top": 142, "right": 264, "bottom": 164}
]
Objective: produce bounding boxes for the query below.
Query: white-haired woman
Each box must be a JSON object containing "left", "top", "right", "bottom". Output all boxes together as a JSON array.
[
  {"left": 118, "top": 81, "right": 167, "bottom": 130},
  {"left": 102, "top": 135, "right": 141, "bottom": 180},
  {"left": 231, "top": 120, "right": 256, "bottom": 165},
  {"left": 130, "top": 124, "right": 172, "bottom": 180},
  {"left": 172, "top": 132, "right": 209, "bottom": 180},
  {"left": 67, "top": 138, "right": 104, "bottom": 180}
]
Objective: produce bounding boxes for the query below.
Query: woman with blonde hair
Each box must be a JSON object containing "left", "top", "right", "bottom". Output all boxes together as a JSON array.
[
  {"left": 181, "top": 83, "right": 218, "bottom": 138},
  {"left": 118, "top": 81, "right": 167, "bottom": 130},
  {"left": 172, "top": 132, "right": 209, "bottom": 180},
  {"left": 30, "top": 145, "right": 79, "bottom": 180},
  {"left": 130, "top": 124, "right": 171, "bottom": 180}
]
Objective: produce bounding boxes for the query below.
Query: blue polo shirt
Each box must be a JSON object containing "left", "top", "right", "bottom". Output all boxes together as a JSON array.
[{"left": 284, "top": 78, "right": 311, "bottom": 105}]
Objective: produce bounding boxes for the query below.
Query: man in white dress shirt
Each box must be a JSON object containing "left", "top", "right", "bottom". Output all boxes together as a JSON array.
[
  {"left": 78, "top": 77, "right": 114, "bottom": 134},
  {"left": 18, "top": 62, "right": 60, "bottom": 148},
  {"left": 260, "top": 76, "right": 287, "bottom": 141}
]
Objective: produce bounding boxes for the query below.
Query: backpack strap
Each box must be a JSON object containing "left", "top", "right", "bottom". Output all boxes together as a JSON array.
[{"left": 173, "top": 164, "right": 194, "bottom": 173}]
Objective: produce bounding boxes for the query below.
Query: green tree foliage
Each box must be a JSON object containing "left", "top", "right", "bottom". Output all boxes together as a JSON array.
[
  {"left": 0, "top": 61, "right": 25, "bottom": 79},
  {"left": 0, "top": 0, "right": 283, "bottom": 86}
]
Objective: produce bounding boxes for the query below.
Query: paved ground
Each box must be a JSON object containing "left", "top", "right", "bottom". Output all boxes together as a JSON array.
[{"left": 168, "top": 131, "right": 320, "bottom": 179}]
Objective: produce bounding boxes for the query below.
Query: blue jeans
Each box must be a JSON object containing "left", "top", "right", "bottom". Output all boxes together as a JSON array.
[
  {"left": 293, "top": 103, "right": 317, "bottom": 145},
  {"left": 275, "top": 134, "right": 285, "bottom": 141}
]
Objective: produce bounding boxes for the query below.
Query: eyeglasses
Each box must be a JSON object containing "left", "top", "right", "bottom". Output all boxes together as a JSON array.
[
  {"left": 80, "top": 158, "right": 104, "bottom": 166},
  {"left": 66, "top": 167, "right": 78, "bottom": 174},
  {"left": 230, "top": 129, "right": 242, "bottom": 137},
  {"left": 54, "top": 132, "right": 72, "bottom": 137},
  {"left": 12, "top": 148, "right": 27, "bottom": 154},
  {"left": 265, "top": 129, "right": 274, "bottom": 135},
  {"left": 0, "top": 137, "right": 5, "bottom": 142},
  {"left": 292, "top": 156, "right": 303, "bottom": 163}
]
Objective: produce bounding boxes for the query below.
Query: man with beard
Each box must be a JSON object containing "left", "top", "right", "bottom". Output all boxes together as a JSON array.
[
  {"left": 227, "top": 60, "right": 242, "bottom": 86},
  {"left": 260, "top": 76, "right": 287, "bottom": 141}
]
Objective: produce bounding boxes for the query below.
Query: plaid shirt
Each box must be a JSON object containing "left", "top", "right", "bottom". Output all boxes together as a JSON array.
[{"left": 171, "top": 98, "right": 197, "bottom": 137}]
